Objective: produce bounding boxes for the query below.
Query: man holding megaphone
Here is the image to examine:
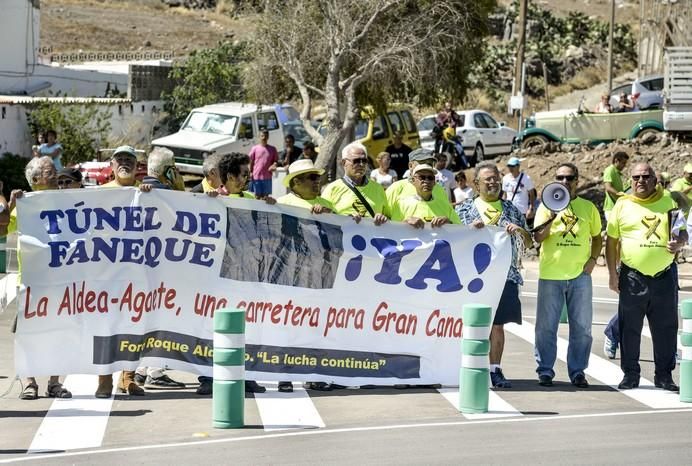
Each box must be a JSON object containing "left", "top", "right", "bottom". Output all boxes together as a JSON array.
[{"left": 532, "top": 163, "right": 602, "bottom": 388}]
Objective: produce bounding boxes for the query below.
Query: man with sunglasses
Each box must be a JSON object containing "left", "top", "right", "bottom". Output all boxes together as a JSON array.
[
  {"left": 606, "top": 163, "right": 688, "bottom": 392},
  {"left": 391, "top": 164, "right": 460, "bottom": 226},
  {"left": 386, "top": 148, "right": 449, "bottom": 207},
  {"left": 322, "top": 142, "right": 389, "bottom": 225},
  {"left": 457, "top": 162, "right": 531, "bottom": 388},
  {"left": 533, "top": 163, "right": 602, "bottom": 389},
  {"left": 56, "top": 167, "right": 83, "bottom": 189}
]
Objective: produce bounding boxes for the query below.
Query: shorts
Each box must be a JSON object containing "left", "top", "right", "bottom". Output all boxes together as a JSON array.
[
  {"left": 494, "top": 281, "right": 522, "bottom": 325},
  {"left": 250, "top": 179, "right": 272, "bottom": 196}
]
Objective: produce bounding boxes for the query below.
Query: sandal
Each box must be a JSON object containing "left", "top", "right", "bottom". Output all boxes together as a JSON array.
[
  {"left": 20, "top": 383, "right": 38, "bottom": 400},
  {"left": 46, "top": 383, "right": 72, "bottom": 399}
]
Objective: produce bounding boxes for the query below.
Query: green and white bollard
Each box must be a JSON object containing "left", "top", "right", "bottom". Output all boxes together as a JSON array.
[
  {"left": 212, "top": 307, "right": 246, "bottom": 428},
  {"left": 681, "top": 299, "right": 692, "bottom": 403},
  {"left": 560, "top": 301, "right": 568, "bottom": 324},
  {"left": 0, "top": 236, "right": 6, "bottom": 274},
  {"left": 459, "top": 304, "right": 492, "bottom": 414}
]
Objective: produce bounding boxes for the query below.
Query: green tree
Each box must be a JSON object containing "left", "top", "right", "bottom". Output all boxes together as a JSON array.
[
  {"left": 162, "top": 41, "right": 248, "bottom": 131},
  {"left": 248, "top": 0, "right": 497, "bottom": 170},
  {"left": 26, "top": 101, "right": 111, "bottom": 166}
]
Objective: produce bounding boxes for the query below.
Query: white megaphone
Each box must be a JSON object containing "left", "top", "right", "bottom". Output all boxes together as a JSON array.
[{"left": 541, "top": 182, "right": 571, "bottom": 212}]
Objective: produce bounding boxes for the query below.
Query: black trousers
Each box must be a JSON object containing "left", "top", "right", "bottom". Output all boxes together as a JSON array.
[{"left": 618, "top": 263, "right": 678, "bottom": 379}]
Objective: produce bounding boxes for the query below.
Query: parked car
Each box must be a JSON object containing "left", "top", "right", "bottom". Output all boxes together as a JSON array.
[
  {"left": 353, "top": 104, "right": 420, "bottom": 164},
  {"left": 609, "top": 75, "right": 664, "bottom": 110},
  {"left": 516, "top": 107, "right": 663, "bottom": 149},
  {"left": 417, "top": 110, "right": 516, "bottom": 164},
  {"left": 77, "top": 149, "right": 147, "bottom": 186},
  {"left": 151, "top": 103, "right": 302, "bottom": 175}
]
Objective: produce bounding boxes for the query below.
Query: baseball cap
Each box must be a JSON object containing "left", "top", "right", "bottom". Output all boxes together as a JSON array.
[
  {"left": 57, "top": 167, "right": 83, "bottom": 182},
  {"left": 411, "top": 164, "right": 438, "bottom": 177},
  {"left": 408, "top": 148, "right": 435, "bottom": 162},
  {"left": 684, "top": 163, "right": 692, "bottom": 173},
  {"left": 112, "top": 145, "right": 137, "bottom": 159},
  {"left": 507, "top": 157, "right": 521, "bottom": 167}
]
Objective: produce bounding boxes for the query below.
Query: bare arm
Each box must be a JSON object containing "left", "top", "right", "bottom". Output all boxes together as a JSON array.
[
  {"left": 532, "top": 214, "right": 556, "bottom": 243},
  {"left": 605, "top": 235, "right": 620, "bottom": 293},
  {"left": 603, "top": 182, "right": 621, "bottom": 198}
]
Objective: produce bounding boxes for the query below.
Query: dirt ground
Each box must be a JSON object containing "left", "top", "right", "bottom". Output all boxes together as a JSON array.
[{"left": 40, "top": 0, "right": 249, "bottom": 56}]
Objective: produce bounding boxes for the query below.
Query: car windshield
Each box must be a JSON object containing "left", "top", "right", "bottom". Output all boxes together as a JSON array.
[
  {"left": 181, "top": 112, "right": 238, "bottom": 136},
  {"left": 418, "top": 117, "right": 436, "bottom": 131},
  {"left": 283, "top": 120, "right": 312, "bottom": 145}
]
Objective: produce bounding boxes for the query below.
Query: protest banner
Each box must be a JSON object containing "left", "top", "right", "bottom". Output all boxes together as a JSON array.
[{"left": 14, "top": 188, "right": 511, "bottom": 385}]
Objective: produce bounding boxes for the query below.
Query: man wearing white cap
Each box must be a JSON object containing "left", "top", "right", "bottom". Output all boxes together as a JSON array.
[
  {"left": 502, "top": 157, "right": 536, "bottom": 227},
  {"left": 102, "top": 145, "right": 143, "bottom": 189},
  {"left": 390, "top": 164, "right": 460, "bottom": 226}
]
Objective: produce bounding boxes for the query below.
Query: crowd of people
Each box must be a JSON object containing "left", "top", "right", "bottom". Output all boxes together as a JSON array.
[{"left": 1, "top": 119, "right": 691, "bottom": 400}]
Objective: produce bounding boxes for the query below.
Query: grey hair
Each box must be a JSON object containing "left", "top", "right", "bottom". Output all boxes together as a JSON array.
[
  {"left": 631, "top": 161, "right": 656, "bottom": 178},
  {"left": 148, "top": 147, "right": 175, "bottom": 177},
  {"left": 473, "top": 161, "right": 500, "bottom": 180},
  {"left": 202, "top": 153, "right": 223, "bottom": 177},
  {"left": 341, "top": 141, "right": 368, "bottom": 160},
  {"left": 25, "top": 156, "right": 53, "bottom": 185}
]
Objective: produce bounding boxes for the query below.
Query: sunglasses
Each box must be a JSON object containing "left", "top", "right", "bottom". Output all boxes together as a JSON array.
[
  {"left": 632, "top": 174, "right": 652, "bottom": 181},
  {"left": 415, "top": 175, "right": 436, "bottom": 182},
  {"left": 57, "top": 179, "right": 75, "bottom": 187},
  {"left": 347, "top": 158, "right": 368, "bottom": 165},
  {"left": 555, "top": 175, "right": 577, "bottom": 181},
  {"left": 298, "top": 173, "right": 321, "bottom": 181}
]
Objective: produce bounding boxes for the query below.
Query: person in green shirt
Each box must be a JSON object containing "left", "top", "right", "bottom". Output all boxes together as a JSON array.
[
  {"left": 606, "top": 162, "right": 687, "bottom": 392},
  {"left": 390, "top": 164, "right": 460, "bottom": 226},
  {"left": 321, "top": 142, "right": 388, "bottom": 224},
  {"left": 670, "top": 162, "right": 692, "bottom": 216},
  {"left": 386, "top": 148, "right": 449, "bottom": 207},
  {"left": 532, "top": 163, "right": 602, "bottom": 389},
  {"left": 602, "top": 151, "right": 630, "bottom": 220},
  {"left": 277, "top": 159, "right": 333, "bottom": 213}
]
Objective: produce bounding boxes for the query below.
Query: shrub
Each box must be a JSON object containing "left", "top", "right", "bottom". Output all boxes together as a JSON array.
[{"left": 0, "top": 153, "right": 31, "bottom": 198}]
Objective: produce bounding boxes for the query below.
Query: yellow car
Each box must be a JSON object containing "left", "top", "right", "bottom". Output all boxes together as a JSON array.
[{"left": 354, "top": 105, "right": 420, "bottom": 164}]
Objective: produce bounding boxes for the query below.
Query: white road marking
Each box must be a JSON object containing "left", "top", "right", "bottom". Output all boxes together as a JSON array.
[
  {"left": 28, "top": 374, "right": 117, "bottom": 453},
  {"left": 437, "top": 387, "right": 523, "bottom": 419},
  {"left": 0, "top": 273, "right": 18, "bottom": 311},
  {"left": 253, "top": 382, "right": 325, "bottom": 431},
  {"left": 5, "top": 408, "right": 692, "bottom": 463},
  {"left": 506, "top": 321, "right": 688, "bottom": 409}
]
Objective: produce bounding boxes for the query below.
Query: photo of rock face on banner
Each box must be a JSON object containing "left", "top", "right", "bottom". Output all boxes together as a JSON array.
[{"left": 220, "top": 208, "right": 344, "bottom": 288}]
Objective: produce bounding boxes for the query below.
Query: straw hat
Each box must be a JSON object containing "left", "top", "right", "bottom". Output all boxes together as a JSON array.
[{"left": 283, "top": 159, "right": 325, "bottom": 187}]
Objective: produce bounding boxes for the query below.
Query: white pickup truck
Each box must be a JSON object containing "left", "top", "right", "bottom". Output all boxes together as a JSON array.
[{"left": 663, "top": 47, "right": 692, "bottom": 134}]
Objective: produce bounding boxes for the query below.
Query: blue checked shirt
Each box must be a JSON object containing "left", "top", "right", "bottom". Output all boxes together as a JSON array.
[{"left": 456, "top": 198, "right": 527, "bottom": 285}]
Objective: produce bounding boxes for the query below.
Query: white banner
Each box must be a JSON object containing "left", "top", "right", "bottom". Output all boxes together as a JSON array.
[{"left": 14, "top": 188, "right": 511, "bottom": 385}]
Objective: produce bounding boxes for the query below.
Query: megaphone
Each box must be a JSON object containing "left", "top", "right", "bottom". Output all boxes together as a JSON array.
[{"left": 541, "top": 182, "right": 570, "bottom": 212}]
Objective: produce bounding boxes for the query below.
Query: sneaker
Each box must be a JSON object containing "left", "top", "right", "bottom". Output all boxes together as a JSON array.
[
  {"left": 306, "top": 382, "right": 333, "bottom": 391},
  {"left": 134, "top": 373, "right": 146, "bottom": 386},
  {"left": 196, "top": 379, "right": 213, "bottom": 395},
  {"left": 245, "top": 380, "right": 266, "bottom": 393},
  {"left": 538, "top": 374, "right": 554, "bottom": 387},
  {"left": 278, "top": 381, "right": 293, "bottom": 393},
  {"left": 490, "top": 368, "right": 512, "bottom": 388},
  {"left": 603, "top": 337, "right": 617, "bottom": 359},
  {"left": 145, "top": 374, "right": 185, "bottom": 388}
]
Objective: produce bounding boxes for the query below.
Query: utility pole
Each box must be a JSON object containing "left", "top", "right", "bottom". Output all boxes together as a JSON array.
[
  {"left": 513, "top": 0, "right": 528, "bottom": 130},
  {"left": 607, "top": 0, "right": 615, "bottom": 93}
]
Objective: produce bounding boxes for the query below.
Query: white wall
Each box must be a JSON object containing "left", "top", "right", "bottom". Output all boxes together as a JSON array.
[
  {"left": 0, "top": 0, "right": 41, "bottom": 94},
  {"left": 0, "top": 100, "right": 163, "bottom": 158}
]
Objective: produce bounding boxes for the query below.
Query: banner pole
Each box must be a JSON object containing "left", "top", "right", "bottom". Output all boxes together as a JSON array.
[
  {"left": 459, "top": 304, "right": 492, "bottom": 413},
  {"left": 681, "top": 299, "right": 692, "bottom": 403},
  {"left": 212, "top": 307, "right": 246, "bottom": 428}
]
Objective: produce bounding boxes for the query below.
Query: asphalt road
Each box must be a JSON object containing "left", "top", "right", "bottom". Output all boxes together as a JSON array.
[{"left": 1, "top": 244, "right": 691, "bottom": 465}]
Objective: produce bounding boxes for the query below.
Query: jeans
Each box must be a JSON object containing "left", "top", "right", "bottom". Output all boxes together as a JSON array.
[
  {"left": 604, "top": 313, "right": 620, "bottom": 347},
  {"left": 535, "top": 272, "right": 593, "bottom": 380}
]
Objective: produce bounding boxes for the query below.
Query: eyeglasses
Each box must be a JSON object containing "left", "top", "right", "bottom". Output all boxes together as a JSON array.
[
  {"left": 57, "top": 179, "right": 74, "bottom": 187},
  {"left": 347, "top": 158, "right": 368, "bottom": 165},
  {"left": 298, "top": 173, "right": 321, "bottom": 181},
  {"left": 555, "top": 175, "right": 577, "bottom": 181},
  {"left": 415, "top": 175, "right": 436, "bottom": 182},
  {"left": 632, "top": 174, "right": 652, "bottom": 181}
]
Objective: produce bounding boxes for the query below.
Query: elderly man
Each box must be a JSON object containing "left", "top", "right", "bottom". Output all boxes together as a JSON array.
[
  {"left": 386, "top": 148, "right": 449, "bottom": 206},
  {"left": 322, "top": 142, "right": 388, "bottom": 225},
  {"left": 457, "top": 162, "right": 531, "bottom": 388},
  {"left": 670, "top": 162, "right": 692, "bottom": 216},
  {"left": 606, "top": 163, "right": 688, "bottom": 391},
  {"left": 502, "top": 157, "right": 536, "bottom": 226},
  {"left": 532, "top": 163, "right": 602, "bottom": 388},
  {"left": 391, "top": 164, "right": 460, "bottom": 226},
  {"left": 7, "top": 156, "right": 72, "bottom": 400},
  {"left": 103, "top": 145, "right": 144, "bottom": 189},
  {"left": 56, "top": 167, "right": 83, "bottom": 189},
  {"left": 191, "top": 153, "right": 227, "bottom": 194}
]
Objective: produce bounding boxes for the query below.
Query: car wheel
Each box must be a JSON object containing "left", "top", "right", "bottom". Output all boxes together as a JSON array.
[
  {"left": 636, "top": 127, "right": 661, "bottom": 139},
  {"left": 521, "top": 134, "right": 548, "bottom": 150},
  {"left": 473, "top": 144, "right": 484, "bottom": 165}
]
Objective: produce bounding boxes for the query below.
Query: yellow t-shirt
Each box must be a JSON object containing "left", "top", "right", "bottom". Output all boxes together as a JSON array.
[
  {"left": 390, "top": 193, "right": 461, "bottom": 224},
  {"left": 535, "top": 197, "right": 602, "bottom": 280},
  {"left": 102, "top": 180, "right": 141, "bottom": 188},
  {"left": 321, "top": 179, "right": 388, "bottom": 217},
  {"left": 474, "top": 197, "right": 503, "bottom": 226},
  {"left": 277, "top": 193, "right": 334, "bottom": 211},
  {"left": 228, "top": 191, "right": 255, "bottom": 199},
  {"left": 606, "top": 191, "right": 682, "bottom": 276},
  {"left": 670, "top": 177, "right": 691, "bottom": 215},
  {"left": 386, "top": 178, "right": 448, "bottom": 207}
]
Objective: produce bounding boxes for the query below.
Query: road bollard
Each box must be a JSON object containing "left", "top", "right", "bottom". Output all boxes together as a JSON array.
[
  {"left": 459, "top": 304, "right": 492, "bottom": 414},
  {"left": 212, "top": 307, "right": 245, "bottom": 428},
  {"left": 0, "top": 236, "right": 6, "bottom": 273},
  {"left": 560, "top": 301, "right": 568, "bottom": 324},
  {"left": 681, "top": 299, "right": 692, "bottom": 403}
]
